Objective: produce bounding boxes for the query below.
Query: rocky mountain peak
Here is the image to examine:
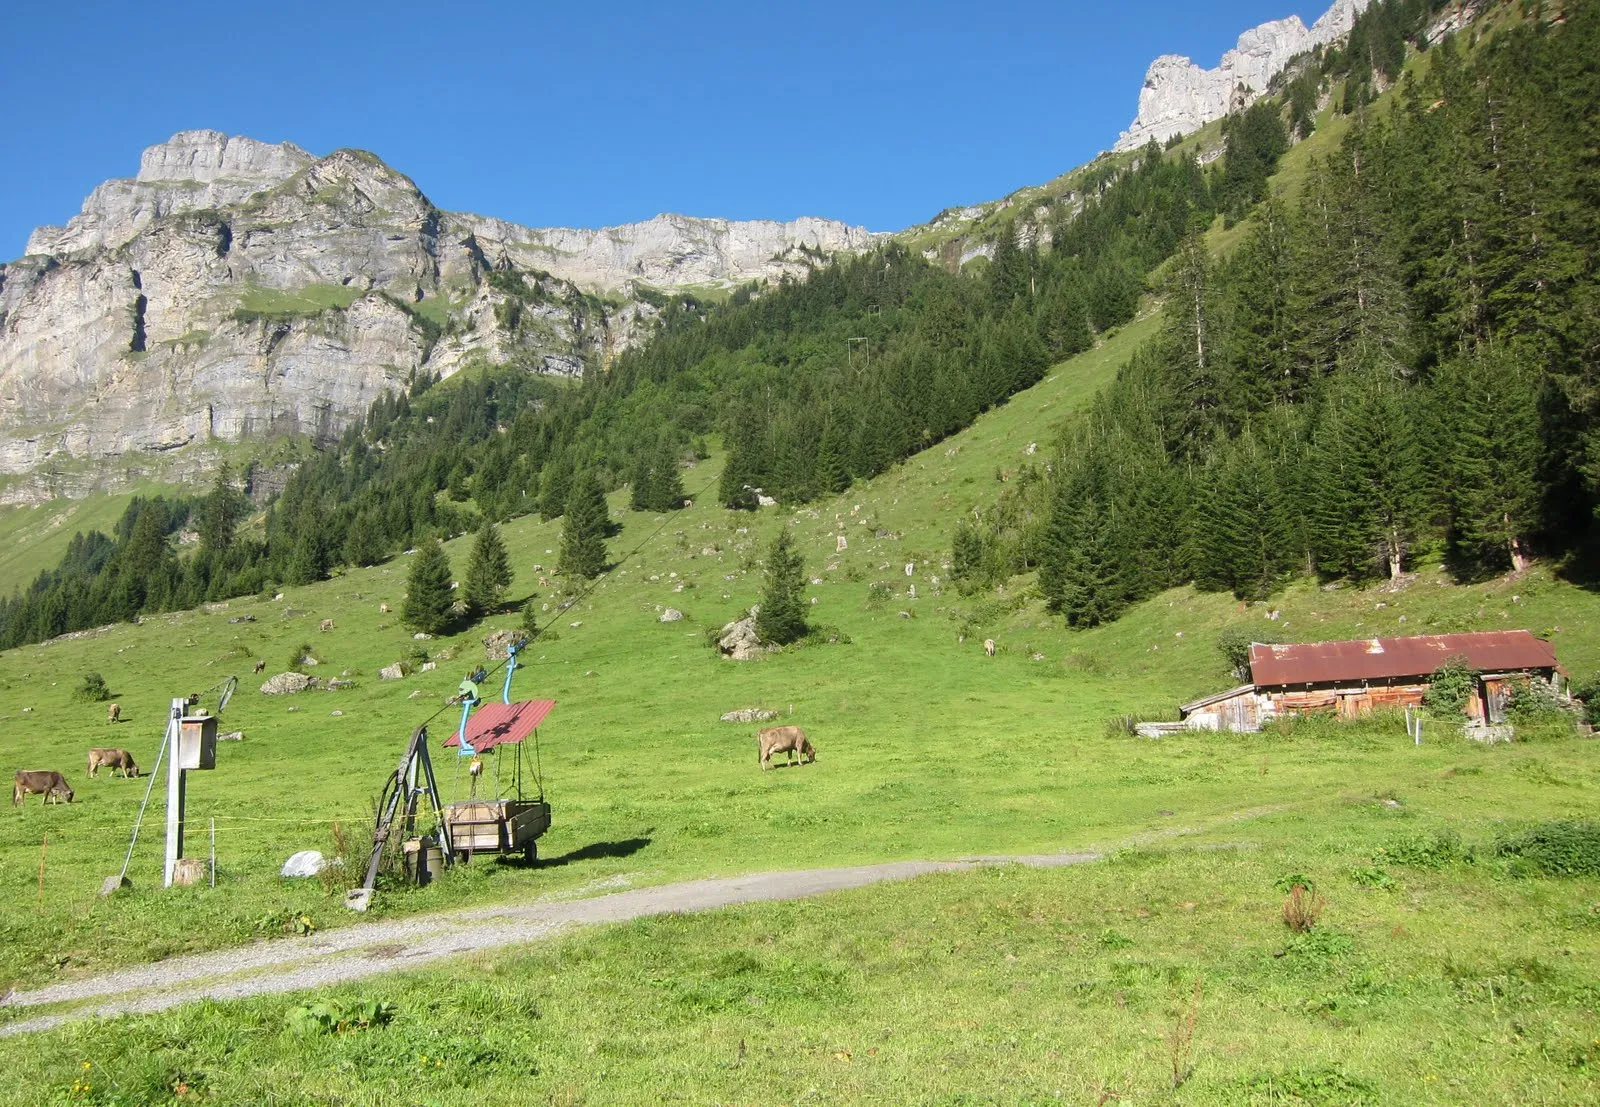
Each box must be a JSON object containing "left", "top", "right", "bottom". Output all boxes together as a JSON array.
[
  {"left": 134, "top": 129, "right": 312, "bottom": 186},
  {"left": 1113, "top": 0, "right": 1374, "bottom": 152}
]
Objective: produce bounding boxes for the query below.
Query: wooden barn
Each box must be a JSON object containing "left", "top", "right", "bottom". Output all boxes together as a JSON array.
[{"left": 1162, "top": 630, "right": 1565, "bottom": 735}]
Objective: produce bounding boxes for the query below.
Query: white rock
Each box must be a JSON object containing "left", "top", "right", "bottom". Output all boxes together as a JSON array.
[
  {"left": 379, "top": 663, "right": 404, "bottom": 680},
  {"left": 660, "top": 608, "right": 684, "bottom": 622},
  {"left": 280, "top": 850, "right": 326, "bottom": 878},
  {"left": 1114, "top": 0, "right": 1373, "bottom": 152}
]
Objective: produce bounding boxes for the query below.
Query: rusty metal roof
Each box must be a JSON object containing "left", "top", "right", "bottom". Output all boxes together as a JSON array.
[
  {"left": 1249, "top": 631, "right": 1557, "bottom": 687},
  {"left": 443, "top": 700, "right": 556, "bottom": 752}
]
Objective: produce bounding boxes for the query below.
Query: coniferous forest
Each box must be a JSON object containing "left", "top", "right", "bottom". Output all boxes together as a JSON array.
[{"left": 1, "top": 0, "right": 1594, "bottom": 650}]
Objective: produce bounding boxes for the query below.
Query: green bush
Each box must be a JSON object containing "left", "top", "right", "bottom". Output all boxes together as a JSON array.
[
  {"left": 1494, "top": 820, "right": 1600, "bottom": 877},
  {"left": 1423, "top": 656, "right": 1476, "bottom": 716},
  {"left": 1506, "top": 676, "right": 1572, "bottom": 724},
  {"left": 1376, "top": 828, "right": 1467, "bottom": 869},
  {"left": 75, "top": 672, "right": 112, "bottom": 702},
  {"left": 288, "top": 643, "right": 314, "bottom": 672},
  {"left": 1216, "top": 628, "right": 1278, "bottom": 681},
  {"left": 1570, "top": 672, "right": 1600, "bottom": 725}
]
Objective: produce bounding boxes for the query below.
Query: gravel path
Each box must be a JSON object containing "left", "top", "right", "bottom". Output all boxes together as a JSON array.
[{"left": 0, "top": 850, "right": 1100, "bottom": 1037}]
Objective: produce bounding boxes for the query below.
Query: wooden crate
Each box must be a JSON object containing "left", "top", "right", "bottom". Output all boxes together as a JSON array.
[{"left": 445, "top": 799, "right": 551, "bottom": 854}]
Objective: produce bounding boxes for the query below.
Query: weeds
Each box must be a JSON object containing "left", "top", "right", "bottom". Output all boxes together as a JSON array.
[
  {"left": 1282, "top": 885, "right": 1324, "bottom": 933},
  {"left": 1376, "top": 828, "right": 1467, "bottom": 868},
  {"left": 285, "top": 997, "right": 394, "bottom": 1035},
  {"left": 1165, "top": 979, "right": 1202, "bottom": 1089},
  {"left": 1495, "top": 820, "right": 1600, "bottom": 877},
  {"left": 74, "top": 672, "right": 111, "bottom": 702}
]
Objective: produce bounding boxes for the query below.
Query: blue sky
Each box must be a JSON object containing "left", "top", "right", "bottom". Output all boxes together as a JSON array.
[{"left": 0, "top": 1, "right": 1328, "bottom": 257}]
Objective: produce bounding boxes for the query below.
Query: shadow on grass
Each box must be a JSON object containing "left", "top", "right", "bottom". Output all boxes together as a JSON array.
[{"left": 519, "top": 836, "right": 653, "bottom": 869}]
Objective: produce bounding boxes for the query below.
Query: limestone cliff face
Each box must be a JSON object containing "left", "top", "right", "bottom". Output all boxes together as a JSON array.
[
  {"left": 1113, "top": 0, "right": 1373, "bottom": 152},
  {"left": 0, "top": 131, "right": 876, "bottom": 496}
]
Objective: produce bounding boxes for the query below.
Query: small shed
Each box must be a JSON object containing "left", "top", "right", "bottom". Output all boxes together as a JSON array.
[{"left": 1174, "top": 630, "right": 1564, "bottom": 733}]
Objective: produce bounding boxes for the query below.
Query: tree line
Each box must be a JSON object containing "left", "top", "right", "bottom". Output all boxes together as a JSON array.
[{"left": 958, "top": 5, "right": 1600, "bottom": 626}]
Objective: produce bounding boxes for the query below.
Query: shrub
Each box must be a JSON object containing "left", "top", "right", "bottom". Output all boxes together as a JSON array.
[
  {"left": 288, "top": 643, "right": 314, "bottom": 672},
  {"left": 866, "top": 581, "right": 891, "bottom": 608},
  {"left": 1376, "top": 828, "right": 1467, "bottom": 869},
  {"left": 75, "top": 672, "right": 112, "bottom": 702},
  {"left": 1570, "top": 671, "right": 1600, "bottom": 725},
  {"left": 1494, "top": 820, "right": 1600, "bottom": 877},
  {"left": 1216, "top": 628, "right": 1277, "bottom": 681},
  {"left": 1506, "top": 676, "right": 1572, "bottom": 724},
  {"left": 1282, "top": 884, "right": 1325, "bottom": 933},
  {"left": 1423, "top": 655, "right": 1476, "bottom": 716}
]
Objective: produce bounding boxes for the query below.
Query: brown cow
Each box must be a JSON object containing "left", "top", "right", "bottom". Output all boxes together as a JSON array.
[
  {"left": 757, "top": 725, "right": 816, "bottom": 770},
  {"left": 13, "top": 771, "right": 73, "bottom": 806},
  {"left": 107, "top": 702, "right": 121, "bottom": 723},
  {"left": 253, "top": 659, "right": 267, "bottom": 673},
  {"left": 87, "top": 748, "right": 138, "bottom": 778},
  {"left": 983, "top": 639, "right": 997, "bottom": 657},
  {"left": 320, "top": 619, "right": 335, "bottom": 632}
]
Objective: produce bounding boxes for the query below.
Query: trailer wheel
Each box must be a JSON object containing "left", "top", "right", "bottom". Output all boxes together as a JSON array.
[{"left": 523, "top": 840, "right": 538, "bottom": 866}]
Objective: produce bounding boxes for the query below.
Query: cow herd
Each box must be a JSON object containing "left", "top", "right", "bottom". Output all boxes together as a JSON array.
[{"left": 11, "top": 706, "right": 140, "bottom": 807}]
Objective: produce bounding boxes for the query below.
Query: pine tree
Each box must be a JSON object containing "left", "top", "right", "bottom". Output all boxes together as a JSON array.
[
  {"left": 343, "top": 511, "right": 385, "bottom": 568},
  {"left": 539, "top": 455, "right": 574, "bottom": 521},
  {"left": 560, "top": 470, "right": 610, "bottom": 579},
  {"left": 286, "top": 501, "right": 328, "bottom": 586},
  {"left": 816, "top": 420, "right": 851, "bottom": 496},
  {"left": 197, "top": 463, "right": 246, "bottom": 562},
  {"left": 755, "top": 527, "right": 808, "bottom": 645},
  {"left": 1437, "top": 346, "right": 1543, "bottom": 574},
  {"left": 403, "top": 540, "right": 454, "bottom": 635},
  {"left": 645, "top": 438, "right": 686, "bottom": 510},
  {"left": 464, "top": 519, "right": 513, "bottom": 616},
  {"left": 628, "top": 448, "right": 653, "bottom": 512}
]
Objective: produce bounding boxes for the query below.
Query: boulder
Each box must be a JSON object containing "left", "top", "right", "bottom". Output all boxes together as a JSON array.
[
  {"left": 660, "top": 608, "right": 684, "bottom": 623},
  {"left": 718, "top": 610, "right": 765, "bottom": 661},
  {"left": 413, "top": 632, "right": 433, "bottom": 640},
  {"left": 721, "top": 707, "right": 779, "bottom": 723},
  {"left": 281, "top": 850, "right": 327, "bottom": 878},
  {"left": 260, "top": 671, "right": 317, "bottom": 695},
  {"left": 378, "top": 663, "right": 405, "bottom": 680},
  {"left": 218, "top": 730, "right": 245, "bottom": 742},
  {"left": 483, "top": 629, "right": 525, "bottom": 660}
]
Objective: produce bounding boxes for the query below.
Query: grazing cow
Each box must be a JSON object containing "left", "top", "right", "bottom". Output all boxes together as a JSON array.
[
  {"left": 13, "top": 771, "right": 73, "bottom": 806},
  {"left": 757, "top": 725, "right": 816, "bottom": 770},
  {"left": 983, "top": 639, "right": 996, "bottom": 657},
  {"left": 253, "top": 659, "right": 267, "bottom": 674},
  {"left": 107, "top": 702, "right": 121, "bottom": 724},
  {"left": 87, "top": 748, "right": 138, "bottom": 778},
  {"left": 320, "top": 619, "right": 335, "bottom": 632},
  {"left": 379, "top": 603, "right": 390, "bottom": 614}
]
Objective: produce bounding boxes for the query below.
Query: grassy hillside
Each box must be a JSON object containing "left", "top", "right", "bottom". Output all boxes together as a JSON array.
[{"left": 0, "top": 492, "right": 164, "bottom": 596}]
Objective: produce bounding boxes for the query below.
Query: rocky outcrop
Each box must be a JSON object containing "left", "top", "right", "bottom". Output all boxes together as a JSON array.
[
  {"left": 1113, "top": 0, "right": 1373, "bottom": 152},
  {"left": 0, "top": 131, "right": 876, "bottom": 493}
]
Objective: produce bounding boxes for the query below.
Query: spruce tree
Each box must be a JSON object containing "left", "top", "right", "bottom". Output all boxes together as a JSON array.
[
  {"left": 464, "top": 519, "right": 513, "bottom": 616},
  {"left": 645, "top": 438, "right": 686, "bottom": 510},
  {"left": 755, "top": 527, "right": 808, "bottom": 645},
  {"left": 628, "top": 448, "right": 653, "bottom": 512},
  {"left": 539, "top": 455, "right": 574, "bottom": 520},
  {"left": 816, "top": 421, "right": 851, "bottom": 496},
  {"left": 403, "top": 540, "right": 454, "bottom": 635},
  {"left": 343, "top": 511, "right": 385, "bottom": 568},
  {"left": 560, "top": 471, "right": 610, "bottom": 579}
]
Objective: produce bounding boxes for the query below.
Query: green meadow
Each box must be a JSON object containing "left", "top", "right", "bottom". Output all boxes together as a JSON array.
[{"left": 1, "top": 314, "right": 1598, "bottom": 1101}]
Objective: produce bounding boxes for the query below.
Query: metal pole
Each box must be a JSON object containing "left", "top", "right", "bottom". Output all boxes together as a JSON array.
[
  {"left": 164, "top": 698, "right": 186, "bottom": 887},
  {"left": 119, "top": 716, "right": 172, "bottom": 884}
]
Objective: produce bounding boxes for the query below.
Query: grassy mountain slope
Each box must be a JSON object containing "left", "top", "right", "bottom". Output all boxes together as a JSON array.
[{"left": 2, "top": 303, "right": 1597, "bottom": 1100}]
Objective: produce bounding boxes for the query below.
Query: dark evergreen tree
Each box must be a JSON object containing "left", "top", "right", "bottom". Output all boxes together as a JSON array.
[
  {"left": 755, "top": 527, "right": 808, "bottom": 645},
  {"left": 644, "top": 439, "right": 686, "bottom": 510},
  {"left": 464, "top": 519, "right": 513, "bottom": 616},
  {"left": 560, "top": 471, "right": 609, "bottom": 579},
  {"left": 403, "top": 540, "right": 454, "bottom": 635}
]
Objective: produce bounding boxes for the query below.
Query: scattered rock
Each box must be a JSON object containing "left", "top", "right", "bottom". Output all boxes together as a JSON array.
[
  {"left": 660, "top": 608, "right": 684, "bottom": 623},
  {"left": 420, "top": 661, "right": 437, "bottom": 672},
  {"left": 218, "top": 731, "right": 245, "bottom": 742},
  {"left": 1030, "top": 652, "right": 1045, "bottom": 661},
  {"left": 413, "top": 632, "right": 432, "bottom": 640},
  {"left": 227, "top": 614, "right": 257, "bottom": 624},
  {"left": 281, "top": 850, "right": 327, "bottom": 878},
  {"left": 99, "top": 875, "right": 132, "bottom": 897},
  {"left": 700, "top": 547, "right": 719, "bottom": 557},
  {"left": 408, "top": 690, "right": 423, "bottom": 699},
  {"left": 584, "top": 669, "right": 598, "bottom": 677},
  {"left": 718, "top": 609, "right": 765, "bottom": 661},
  {"left": 325, "top": 679, "right": 356, "bottom": 690},
  {"left": 722, "top": 707, "right": 779, "bottom": 723},
  {"left": 569, "top": 620, "right": 583, "bottom": 628},
  {"left": 379, "top": 663, "right": 405, "bottom": 681},
  {"left": 483, "top": 629, "right": 525, "bottom": 660},
  {"left": 330, "top": 710, "right": 344, "bottom": 717},
  {"left": 281, "top": 608, "right": 304, "bottom": 619},
  {"left": 260, "top": 672, "right": 317, "bottom": 695}
]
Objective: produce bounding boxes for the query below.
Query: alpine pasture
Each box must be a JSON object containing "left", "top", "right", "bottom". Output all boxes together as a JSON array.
[{"left": 2, "top": 309, "right": 1599, "bottom": 1101}]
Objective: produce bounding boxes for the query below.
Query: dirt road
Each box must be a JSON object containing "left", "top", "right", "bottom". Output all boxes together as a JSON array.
[{"left": 0, "top": 850, "right": 1100, "bottom": 1037}]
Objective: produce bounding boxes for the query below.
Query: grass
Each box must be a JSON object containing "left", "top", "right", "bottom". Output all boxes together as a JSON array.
[
  {"left": 233, "top": 283, "right": 362, "bottom": 322},
  {"left": 5, "top": 775, "right": 1598, "bottom": 1102},
  {"left": 0, "top": 490, "right": 173, "bottom": 595}
]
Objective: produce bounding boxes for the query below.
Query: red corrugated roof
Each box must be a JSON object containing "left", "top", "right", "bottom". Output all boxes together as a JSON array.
[
  {"left": 1249, "top": 631, "right": 1557, "bottom": 687},
  {"left": 443, "top": 700, "right": 556, "bottom": 751}
]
